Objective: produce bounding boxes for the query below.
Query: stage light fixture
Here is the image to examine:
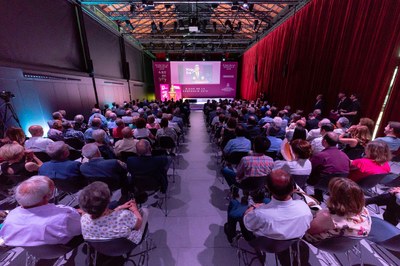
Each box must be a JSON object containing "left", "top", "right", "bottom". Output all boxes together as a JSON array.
[
  {"left": 125, "top": 20, "right": 134, "bottom": 31},
  {"left": 231, "top": 1, "right": 239, "bottom": 10},
  {"left": 130, "top": 4, "right": 136, "bottom": 12},
  {"left": 159, "top": 22, "right": 164, "bottom": 32},
  {"left": 166, "top": 54, "right": 170, "bottom": 61},
  {"left": 248, "top": 3, "right": 254, "bottom": 12},
  {"left": 242, "top": 0, "right": 248, "bottom": 9},
  {"left": 212, "top": 21, "right": 217, "bottom": 32},
  {"left": 225, "top": 20, "right": 233, "bottom": 30},
  {"left": 211, "top": 4, "right": 219, "bottom": 10},
  {"left": 164, "top": 4, "right": 171, "bottom": 10}
]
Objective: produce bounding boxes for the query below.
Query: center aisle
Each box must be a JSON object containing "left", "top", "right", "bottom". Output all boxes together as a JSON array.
[{"left": 148, "top": 111, "right": 238, "bottom": 266}]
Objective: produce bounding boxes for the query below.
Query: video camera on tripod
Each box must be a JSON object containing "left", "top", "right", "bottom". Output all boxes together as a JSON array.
[{"left": 0, "top": 91, "right": 15, "bottom": 102}]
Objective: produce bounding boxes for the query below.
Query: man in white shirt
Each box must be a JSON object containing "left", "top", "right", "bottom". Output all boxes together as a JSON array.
[
  {"left": 310, "top": 123, "right": 334, "bottom": 155},
  {"left": 24, "top": 125, "right": 53, "bottom": 152},
  {"left": 243, "top": 169, "right": 312, "bottom": 240},
  {"left": 114, "top": 127, "right": 139, "bottom": 157},
  {"left": 0, "top": 176, "right": 82, "bottom": 247}
]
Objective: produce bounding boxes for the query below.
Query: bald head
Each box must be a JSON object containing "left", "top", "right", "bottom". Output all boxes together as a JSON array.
[
  {"left": 15, "top": 176, "right": 55, "bottom": 208},
  {"left": 28, "top": 125, "right": 44, "bottom": 137},
  {"left": 267, "top": 169, "right": 294, "bottom": 200},
  {"left": 136, "top": 139, "right": 151, "bottom": 156},
  {"left": 91, "top": 118, "right": 101, "bottom": 127}
]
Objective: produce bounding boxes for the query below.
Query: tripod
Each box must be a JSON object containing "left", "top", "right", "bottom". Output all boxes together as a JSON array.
[{"left": 0, "top": 99, "right": 22, "bottom": 138}]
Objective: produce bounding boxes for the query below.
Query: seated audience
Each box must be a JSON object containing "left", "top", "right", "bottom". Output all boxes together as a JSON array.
[
  {"left": 112, "top": 118, "right": 125, "bottom": 139},
  {"left": 47, "top": 111, "right": 64, "bottom": 129},
  {"left": 245, "top": 116, "right": 261, "bottom": 141},
  {"left": 222, "top": 136, "right": 274, "bottom": 187},
  {"left": 63, "top": 121, "right": 85, "bottom": 143},
  {"left": 243, "top": 169, "right": 313, "bottom": 240},
  {"left": 156, "top": 117, "right": 178, "bottom": 145},
  {"left": 220, "top": 117, "right": 237, "bottom": 149},
  {"left": 88, "top": 108, "right": 108, "bottom": 128},
  {"left": 0, "top": 176, "right": 82, "bottom": 246},
  {"left": 333, "top": 117, "right": 350, "bottom": 136},
  {"left": 114, "top": 127, "right": 139, "bottom": 157},
  {"left": 38, "top": 141, "right": 84, "bottom": 185},
  {"left": 348, "top": 141, "right": 391, "bottom": 182},
  {"left": 375, "top": 121, "right": 400, "bottom": 152},
  {"left": 127, "top": 139, "right": 170, "bottom": 193},
  {"left": 266, "top": 127, "right": 283, "bottom": 154},
  {"left": 0, "top": 127, "right": 26, "bottom": 147},
  {"left": 84, "top": 118, "right": 110, "bottom": 144},
  {"left": 365, "top": 187, "right": 400, "bottom": 225},
  {"left": 340, "top": 125, "right": 371, "bottom": 159},
  {"left": 274, "top": 139, "right": 312, "bottom": 176},
  {"left": 223, "top": 125, "right": 251, "bottom": 156},
  {"left": 305, "top": 178, "right": 371, "bottom": 243},
  {"left": 106, "top": 112, "right": 118, "bottom": 131},
  {"left": 310, "top": 123, "right": 334, "bottom": 154},
  {"left": 307, "top": 118, "right": 331, "bottom": 141},
  {"left": 79, "top": 181, "right": 146, "bottom": 244},
  {"left": 133, "top": 117, "right": 155, "bottom": 140},
  {"left": 0, "top": 143, "right": 42, "bottom": 183},
  {"left": 92, "top": 129, "right": 116, "bottom": 159},
  {"left": 306, "top": 110, "right": 321, "bottom": 131},
  {"left": 47, "top": 120, "right": 64, "bottom": 141},
  {"left": 146, "top": 115, "right": 160, "bottom": 130},
  {"left": 73, "top": 114, "right": 88, "bottom": 133},
  {"left": 24, "top": 125, "right": 53, "bottom": 152}
]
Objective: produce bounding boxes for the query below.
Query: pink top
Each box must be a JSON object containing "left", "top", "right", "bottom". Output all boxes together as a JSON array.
[{"left": 348, "top": 158, "right": 390, "bottom": 182}]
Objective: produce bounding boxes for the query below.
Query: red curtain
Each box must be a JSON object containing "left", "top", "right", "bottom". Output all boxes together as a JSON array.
[{"left": 240, "top": 0, "right": 400, "bottom": 122}]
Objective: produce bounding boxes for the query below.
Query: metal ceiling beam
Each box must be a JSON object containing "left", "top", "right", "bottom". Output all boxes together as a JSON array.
[
  {"left": 139, "top": 39, "right": 251, "bottom": 44},
  {"left": 146, "top": 49, "right": 245, "bottom": 53}
]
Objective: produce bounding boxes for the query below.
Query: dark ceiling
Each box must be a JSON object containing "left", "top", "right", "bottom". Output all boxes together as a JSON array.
[{"left": 78, "top": 0, "right": 309, "bottom": 60}]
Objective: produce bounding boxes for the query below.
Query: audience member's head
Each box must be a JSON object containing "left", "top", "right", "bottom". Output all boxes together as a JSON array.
[
  {"left": 253, "top": 136, "right": 271, "bottom": 153},
  {"left": 323, "top": 132, "right": 339, "bottom": 147},
  {"left": 92, "top": 129, "right": 106, "bottom": 144},
  {"left": 318, "top": 118, "right": 331, "bottom": 128},
  {"left": 28, "top": 125, "right": 44, "bottom": 137},
  {"left": 226, "top": 117, "right": 237, "bottom": 129},
  {"left": 74, "top": 114, "right": 85, "bottom": 124},
  {"left": 267, "top": 169, "right": 294, "bottom": 201},
  {"left": 0, "top": 143, "right": 25, "bottom": 161},
  {"left": 46, "top": 141, "right": 69, "bottom": 161},
  {"left": 52, "top": 111, "right": 63, "bottom": 120},
  {"left": 320, "top": 123, "right": 334, "bottom": 135},
  {"left": 386, "top": 121, "right": 400, "bottom": 137},
  {"left": 79, "top": 181, "right": 111, "bottom": 219},
  {"left": 135, "top": 117, "right": 146, "bottom": 129},
  {"left": 15, "top": 176, "right": 55, "bottom": 208},
  {"left": 336, "top": 117, "right": 349, "bottom": 128},
  {"left": 82, "top": 143, "right": 101, "bottom": 160},
  {"left": 359, "top": 118, "right": 375, "bottom": 134},
  {"left": 115, "top": 118, "right": 124, "bottom": 128},
  {"left": 327, "top": 178, "right": 364, "bottom": 216},
  {"left": 147, "top": 115, "right": 155, "bottom": 124},
  {"left": 291, "top": 126, "right": 307, "bottom": 141},
  {"left": 122, "top": 127, "right": 133, "bottom": 138},
  {"left": 136, "top": 139, "right": 152, "bottom": 156},
  {"left": 160, "top": 117, "right": 169, "bottom": 128},
  {"left": 350, "top": 125, "right": 371, "bottom": 146},
  {"left": 91, "top": 118, "right": 102, "bottom": 128},
  {"left": 235, "top": 125, "right": 246, "bottom": 137},
  {"left": 290, "top": 139, "right": 312, "bottom": 159},
  {"left": 52, "top": 120, "right": 63, "bottom": 131},
  {"left": 5, "top": 127, "right": 26, "bottom": 145},
  {"left": 365, "top": 141, "right": 392, "bottom": 164},
  {"left": 247, "top": 116, "right": 257, "bottom": 126}
]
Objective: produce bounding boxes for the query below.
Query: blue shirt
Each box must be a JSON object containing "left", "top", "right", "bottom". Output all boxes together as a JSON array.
[
  {"left": 224, "top": 137, "right": 251, "bottom": 155},
  {"left": 267, "top": 136, "right": 283, "bottom": 152},
  {"left": 375, "top": 136, "right": 400, "bottom": 152}
]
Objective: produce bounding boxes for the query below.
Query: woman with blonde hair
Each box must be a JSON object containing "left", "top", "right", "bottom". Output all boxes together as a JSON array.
[
  {"left": 305, "top": 178, "right": 371, "bottom": 243},
  {"left": 348, "top": 140, "right": 391, "bottom": 182},
  {"left": 339, "top": 125, "right": 371, "bottom": 159}
]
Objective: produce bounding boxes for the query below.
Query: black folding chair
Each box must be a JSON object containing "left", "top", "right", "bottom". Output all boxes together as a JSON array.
[
  {"left": 22, "top": 244, "right": 74, "bottom": 266},
  {"left": 64, "top": 138, "right": 84, "bottom": 150},
  {"left": 119, "top": 151, "right": 138, "bottom": 162},
  {"left": 33, "top": 152, "right": 51, "bottom": 162}
]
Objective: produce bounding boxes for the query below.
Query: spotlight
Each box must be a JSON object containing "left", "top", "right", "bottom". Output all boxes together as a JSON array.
[
  {"left": 253, "top": 19, "right": 259, "bottom": 31},
  {"left": 166, "top": 54, "right": 170, "bottom": 61},
  {"left": 225, "top": 20, "right": 233, "bottom": 30},
  {"left": 130, "top": 4, "right": 136, "bottom": 12},
  {"left": 248, "top": 3, "right": 254, "bottom": 12},
  {"left": 242, "top": 0, "right": 248, "bottom": 9},
  {"left": 231, "top": 1, "right": 239, "bottom": 10},
  {"left": 222, "top": 55, "right": 226, "bottom": 61},
  {"left": 202, "top": 55, "right": 206, "bottom": 61}
]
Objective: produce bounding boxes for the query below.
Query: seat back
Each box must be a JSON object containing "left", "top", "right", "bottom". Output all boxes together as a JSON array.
[
  {"left": 238, "top": 176, "right": 266, "bottom": 192},
  {"left": 356, "top": 173, "right": 387, "bottom": 191},
  {"left": 34, "top": 152, "right": 52, "bottom": 162},
  {"left": 226, "top": 151, "right": 249, "bottom": 165},
  {"left": 119, "top": 151, "right": 138, "bottom": 162},
  {"left": 64, "top": 138, "right": 84, "bottom": 150},
  {"left": 250, "top": 236, "right": 299, "bottom": 254},
  {"left": 24, "top": 244, "right": 73, "bottom": 260},
  {"left": 292, "top": 175, "right": 309, "bottom": 190},
  {"left": 133, "top": 174, "right": 161, "bottom": 193},
  {"left": 158, "top": 136, "right": 176, "bottom": 149},
  {"left": 53, "top": 178, "right": 85, "bottom": 194},
  {"left": 314, "top": 173, "right": 348, "bottom": 192},
  {"left": 313, "top": 236, "right": 361, "bottom": 253},
  {"left": 86, "top": 238, "right": 137, "bottom": 257},
  {"left": 378, "top": 173, "right": 400, "bottom": 187}
]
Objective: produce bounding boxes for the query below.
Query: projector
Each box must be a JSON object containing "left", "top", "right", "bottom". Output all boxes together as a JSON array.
[{"left": 188, "top": 26, "right": 199, "bottom": 32}]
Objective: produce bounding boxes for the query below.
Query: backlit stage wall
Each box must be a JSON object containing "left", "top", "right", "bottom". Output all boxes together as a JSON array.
[{"left": 153, "top": 61, "right": 238, "bottom": 100}]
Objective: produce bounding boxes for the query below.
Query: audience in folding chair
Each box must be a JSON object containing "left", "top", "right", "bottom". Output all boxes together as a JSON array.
[
  {"left": 366, "top": 187, "right": 400, "bottom": 226},
  {"left": 0, "top": 176, "right": 82, "bottom": 247},
  {"left": 24, "top": 125, "right": 54, "bottom": 152},
  {"left": 114, "top": 126, "right": 139, "bottom": 158}
]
